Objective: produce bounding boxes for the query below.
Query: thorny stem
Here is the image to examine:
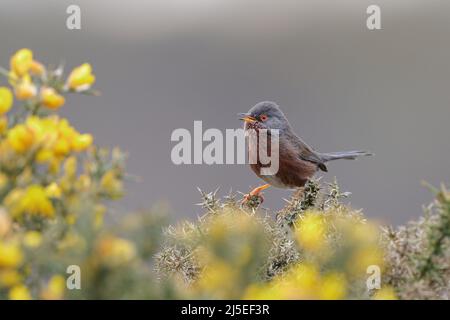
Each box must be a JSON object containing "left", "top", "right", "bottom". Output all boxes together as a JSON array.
[{"left": 0, "top": 66, "right": 11, "bottom": 79}]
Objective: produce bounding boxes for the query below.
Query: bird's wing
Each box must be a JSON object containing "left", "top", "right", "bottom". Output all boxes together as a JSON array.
[
  {"left": 299, "top": 151, "right": 328, "bottom": 172},
  {"left": 291, "top": 135, "right": 328, "bottom": 172}
]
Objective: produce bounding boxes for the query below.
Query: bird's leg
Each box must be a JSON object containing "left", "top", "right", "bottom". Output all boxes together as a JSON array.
[
  {"left": 241, "top": 184, "right": 270, "bottom": 207},
  {"left": 249, "top": 184, "right": 271, "bottom": 197}
]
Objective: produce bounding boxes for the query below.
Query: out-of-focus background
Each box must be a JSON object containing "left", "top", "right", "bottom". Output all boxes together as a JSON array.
[{"left": 1, "top": 0, "right": 449, "bottom": 224}]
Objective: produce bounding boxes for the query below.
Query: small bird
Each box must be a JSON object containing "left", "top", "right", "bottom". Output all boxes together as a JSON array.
[{"left": 239, "top": 101, "right": 372, "bottom": 201}]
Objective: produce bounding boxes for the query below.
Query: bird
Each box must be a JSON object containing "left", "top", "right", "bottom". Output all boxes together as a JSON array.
[{"left": 238, "top": 101, "right": 372, "bottom": 202}]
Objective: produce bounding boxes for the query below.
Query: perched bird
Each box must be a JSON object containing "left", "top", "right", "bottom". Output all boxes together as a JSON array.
[{"left": 239, "top": 101, "right": 372, "bottom": 201}]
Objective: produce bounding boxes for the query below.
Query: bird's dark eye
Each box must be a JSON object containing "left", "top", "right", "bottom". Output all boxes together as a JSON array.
[{"left": 260, "top": 114, "right": 268, "bottom": 121}]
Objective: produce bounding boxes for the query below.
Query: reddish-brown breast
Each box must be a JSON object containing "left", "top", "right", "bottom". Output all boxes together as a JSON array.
[{"left": 248, "top": 129, "right": 318, "bottom": 189}]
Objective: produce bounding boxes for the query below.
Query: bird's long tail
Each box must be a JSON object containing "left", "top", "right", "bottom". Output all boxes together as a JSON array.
[{"left": 319, "top": 150, "right": 373, "bottom": 162}]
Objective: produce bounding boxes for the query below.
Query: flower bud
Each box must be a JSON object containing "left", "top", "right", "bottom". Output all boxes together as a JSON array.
[
  {"left": 67, "top": 63, "right": 96, "bottom": 90},
  {"left": 10, "top": 49, "right": 33, "bottom": 77},
  {"left": 41, "top": 87, "right": 65, "bottom": 110}
]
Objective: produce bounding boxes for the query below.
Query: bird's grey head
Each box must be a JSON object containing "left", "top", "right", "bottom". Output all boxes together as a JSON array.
[{"left": 239, "top": 101, "right": 290, "bottom": 132}]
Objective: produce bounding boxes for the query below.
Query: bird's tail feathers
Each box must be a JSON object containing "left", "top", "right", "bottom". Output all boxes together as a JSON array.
[{"left": 320, "top": 150, "right": 373, "bottom": 162}]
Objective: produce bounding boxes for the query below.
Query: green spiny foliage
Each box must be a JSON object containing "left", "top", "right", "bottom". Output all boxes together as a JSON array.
[
  {"left": 382, "top": 184, "right": 450, "bottom": 299},
  {"left": 156, "top": 179, "right": 365, "bottom": 284},
  {"left": 155, "top": 180, "right": 450, "bottom": 299}
]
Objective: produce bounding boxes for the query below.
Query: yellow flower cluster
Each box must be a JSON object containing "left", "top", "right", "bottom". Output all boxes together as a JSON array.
[
  {"left": 192, "top": 212, "right": 269, "bottom": 299},
  {"left": 2, "top": 49, "right": 96, "bottom": 113},
  {"left": 40, "top": 275, "right": 66, "bottom": 300},
  {"left": 95, "top": 235, "right": 137, "bottom": 267},
  {"left": 10, "top": 48, "right": 37, "bottom": 77},
  {"left": 183, "top": 208, "right": 397, "bottom": 300},
  {"left": 0, "top": 210, "right": 63, "bottom": 299},
  {"left": 0, "top": 210, "right": 29, "bottom": 299},
  {"left": 0, "top": 49, "right": 126, "bottom": 300},
  {"left": 244, "top": 264, "right": 347, "bottom": 300},
  {"left": 4, "top": 116, "right": 93, "bottom": 160},
  {"left": 294, "top": 211, "right": 386, "bottom": 273},
  {"left": 295, "top": 213, "right": 326, "bottom": 252},
  {"left": 5, "top": 185, "right": 55, "bottom": 219},
  {"left": 0, "top": 240, "right": 23, "bottom": 269},
  {"left": 241, "top": 210, "right": 396, "bottom": 300}
]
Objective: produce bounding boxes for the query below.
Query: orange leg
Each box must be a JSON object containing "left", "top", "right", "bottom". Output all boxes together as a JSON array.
[{"left": 249, "top": 184, "right": 271, "bottom": 196}]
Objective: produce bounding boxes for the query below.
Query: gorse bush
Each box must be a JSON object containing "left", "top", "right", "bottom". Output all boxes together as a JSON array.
[
  {"left": 0, "top": 49, "right": 448, "bottom": 300},
  {"left": 156, "top": 181, "right": 395, "bottom": 300},
  {"left": 382, "top": 184, "right": 450, "bottom": 299}
]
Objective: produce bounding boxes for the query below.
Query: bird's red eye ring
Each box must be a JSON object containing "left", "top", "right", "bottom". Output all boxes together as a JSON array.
[{"left": 260, "top": 114, "right": 268, "bottom": 121}]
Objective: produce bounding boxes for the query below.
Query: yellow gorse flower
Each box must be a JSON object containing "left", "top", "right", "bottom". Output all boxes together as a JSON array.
[
  {"left": 23, "top": 231, "right": 43, "bottom": 248},
  {"left": 0, "top": 242, "right": 23, "bottom": 268},
  {"left": 373, "top": 287, "right": 397, "bottom": 300},
  {"left": 288, "top": 263, "right": 321, "bottom": 297},
  {"left": 30, "top": 60, "right": 45, "bottom": 76},
  {"left": 295, "top": 212, "right": 326, "bottom": 252},
  {"left": 318, "top": 272, "right": 347, "bottom": 300},
  {"left": 93, "top": 204, "right": 106, "bottom": 228},
  {"left": 67, "top": 63, "right": 96, "bottom": 90},
  {"left": 0, "top": 87, "right": 13, "bottom": 115},
  {"left": 7, "top": 123, "right": 36, "bottom": 153},
  {"left": 13, "top": 185, "right": 55, "bottom": 218},
  {"left": 40, "top": 87, "right": 65, "bottom": 110},
  {"left": 72, "top": 133, "right": 93, "bottom": 152},
  {"left": 348, "top": 246, "right": 384, "bottom": 276},
  {"left": 63, "top": 156, "right": 77, "bottom": 179},
  {"left": 10, "top": 49, "right": 33, "bottom": 77},
  {"left": 45, "top": 182, "right": 62, "bottom": 199},
  {"left": 196, "top": 260, "right": 238, "bottom": 298},
  {"left": 244, "top": 264, "right": 348, "bottom": 300},
  {"left": 8, "top": 284, "right": 31, "bottom": 300},
  {"left": 6, "top": 116, "right": 93, "bottom": 160},
  {"left": 100, "top": 170, "right": 123, "bottom": 198},
  {"left": 41, "top": 275, "right": 65, "bottom": 300},
  {"left": 244, "top": 263, "right": 321, "bottom": 300},
  {"left": 0, "top": 270, "right": 22, "bottom": 287},
  {"left": 96, "top": 236, "right": 136, "bottom": 267},
  {"left": 14, "top": 75, "right": 37, "bottom": 100}
]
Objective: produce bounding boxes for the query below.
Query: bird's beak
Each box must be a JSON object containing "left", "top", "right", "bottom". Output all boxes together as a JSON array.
[{"left": 238, "top": 113, "right": 256, "bottom": 123}]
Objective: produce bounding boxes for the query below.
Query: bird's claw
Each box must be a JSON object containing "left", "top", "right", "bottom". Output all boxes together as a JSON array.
[
  {"left": 240, "top": 184, "right": 270, "bottom": 208},
  {"left": 241, "top": 193, "right": 264, "bottom": 208}
]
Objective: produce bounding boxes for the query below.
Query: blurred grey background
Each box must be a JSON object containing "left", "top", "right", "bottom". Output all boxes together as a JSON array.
[{"left": 1, "top": 0, "right": 449, "bottom": 225}]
